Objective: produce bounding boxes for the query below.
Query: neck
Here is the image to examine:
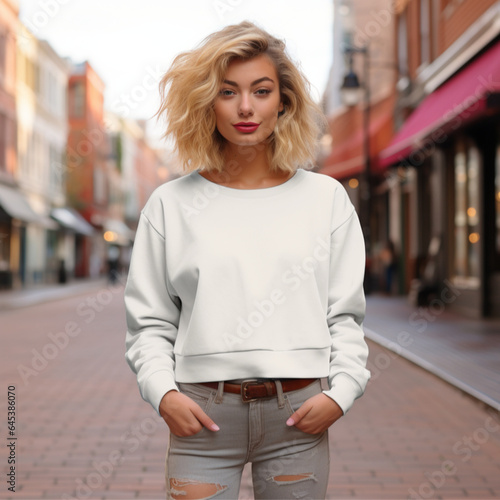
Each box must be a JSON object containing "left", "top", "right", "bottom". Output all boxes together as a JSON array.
[
  {"left": 224, "top": 142, "right": 271, "bottom": 180},
  {"left": 202, "top": 143, "right": 291, "bottom": 189}
]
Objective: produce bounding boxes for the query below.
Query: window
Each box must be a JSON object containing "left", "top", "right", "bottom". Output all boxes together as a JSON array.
[
  {"left": 419, "top": 0, "right": 431, "bottom": 66},
  {"left": 0, "top": 220, "right": 10, "bottom": 272},
  {"left": 70, "top": 81, "right": 85, "bottom": 118},
  {"left": 49, "top": 145, "right": 65, "bottom": 194},
  {"left": 26, "top": 130, "right": 33, "bottom": 176},
  {"left": 26, "top": 57, "right": 35, "bottom": 91},
  {"left": 0, "top": 31, "right": 6, "bottom": 79},
  {"left": 48, "top": 72, "right": 57, "bottom": 113},
  {"left": 339, "top": 0, "right": 353, "bottom": 47},
  {"left": 93, "top": 167, "right": 107, "bottom": 205},
  {"left": 0, "top": 113, "right": 6, "bottom": 171},
  {"left": 397, "top": 12, "right": 408, "bottom": 77},
  {"left": 495, "top": 131, "right": 500, "bottom": 266},
  {"left": 453, "top": 140, "right": 480, "bottom": 284},
  {"left": 34, "top": 62, "right": 41, "bottom": 97}
]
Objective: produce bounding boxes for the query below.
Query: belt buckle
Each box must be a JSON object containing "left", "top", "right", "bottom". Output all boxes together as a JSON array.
[{"left": 241, "top": 379, "right": 260, "bottom": 403}]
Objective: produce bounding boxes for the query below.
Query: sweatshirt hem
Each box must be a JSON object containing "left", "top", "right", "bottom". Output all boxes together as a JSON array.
[{"left": 174, "top": 348, "right": 331, "bottom": 382}]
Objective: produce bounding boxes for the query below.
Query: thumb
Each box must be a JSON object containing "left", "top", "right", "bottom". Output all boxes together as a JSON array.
[
  {"left": 191, "top": 405, "right": 220, "bottom": 432},
  {"left": 286, "top": 401, "right": 311, "bottom": 427}
]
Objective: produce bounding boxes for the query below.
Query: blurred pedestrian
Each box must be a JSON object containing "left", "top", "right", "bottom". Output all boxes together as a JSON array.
[
  {"left": 124, "top": 21, "right": 370, "bottom": 500},
  {"left": 379, "top": 239, "right": 397, "bottom": 294},
  {"left": 107, "top": 245, "right": 120, "bottom": 284},
  {"left": 57, "top": 259, "right": 67, "bottom": 284}
]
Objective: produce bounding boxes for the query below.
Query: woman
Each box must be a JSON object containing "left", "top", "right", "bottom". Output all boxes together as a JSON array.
[{"left": 125, "top": 21, "right": 370, "bottom": 500}]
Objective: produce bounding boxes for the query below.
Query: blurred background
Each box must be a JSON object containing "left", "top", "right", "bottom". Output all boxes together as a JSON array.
[
  {"left": 0, "top": 0, "right": 333, "bottom": 290},
  {"left": 1, "top": 1, "right": 500, "bottom": 499},
  {"left": 1, "top": 0, "right": 499, "bottom": 319}
]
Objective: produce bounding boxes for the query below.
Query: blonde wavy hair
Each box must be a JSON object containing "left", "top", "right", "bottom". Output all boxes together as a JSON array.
[{"left": 156, "top": 21, "right": 325, "bottom": 174}]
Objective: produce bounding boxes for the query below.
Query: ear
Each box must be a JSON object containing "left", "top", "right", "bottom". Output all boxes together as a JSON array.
[{"left": 278, "top": 100, "right": 285, "bottom": 117}]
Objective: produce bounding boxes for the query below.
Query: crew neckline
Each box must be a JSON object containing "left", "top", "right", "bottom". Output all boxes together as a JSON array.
[{"left": 192, "top": 168, "right": 305, "bottom": 198}]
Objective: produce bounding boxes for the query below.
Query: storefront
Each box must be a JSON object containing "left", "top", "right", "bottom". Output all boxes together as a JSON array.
[
  {"left": 0, "top": 183, "right": 59, "bottom": 288},
  {"left": 50, "top": 207, "right": 95, "bottom": 282},
  {"left": 379, "top": 39, "right": 500, "bottom": 317}
]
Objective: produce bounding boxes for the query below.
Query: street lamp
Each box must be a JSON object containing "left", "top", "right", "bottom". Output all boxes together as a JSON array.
[
  {"left": 340, "top": 64, "right": 362, "bottom": 107},
  {"left": 340, "top": 45, "right": 371, "bottom": 257}
]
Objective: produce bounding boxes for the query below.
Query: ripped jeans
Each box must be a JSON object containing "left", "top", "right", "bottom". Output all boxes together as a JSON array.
[{"left": 165, "top": 379, "right": 330, "bottom": 499}]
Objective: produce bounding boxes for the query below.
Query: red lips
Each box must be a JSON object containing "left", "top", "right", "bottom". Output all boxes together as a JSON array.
[{"left": 233, "top": 122, "right": 260, "bottom": 133}]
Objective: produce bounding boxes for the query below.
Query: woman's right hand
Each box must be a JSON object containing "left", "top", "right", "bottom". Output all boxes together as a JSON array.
[{"left": 159, "top": 390, "right": 220, "bottom": 436}]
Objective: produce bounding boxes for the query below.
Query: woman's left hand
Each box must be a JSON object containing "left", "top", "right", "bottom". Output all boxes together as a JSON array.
[{"left": 286, "top": 393, "right": 344, "bottom": 434}]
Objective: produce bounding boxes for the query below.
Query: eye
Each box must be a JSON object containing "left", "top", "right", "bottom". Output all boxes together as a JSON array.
[
  {"left": 219, "top": 89, "right": 235, "bottom": 97},
  {"left": 255, "top": 88, "right": 271, "bottom": 96}
]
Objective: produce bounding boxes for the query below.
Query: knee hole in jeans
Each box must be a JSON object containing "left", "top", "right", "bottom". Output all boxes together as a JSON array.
[
  {"left": 169, "top": 478, "right": 228, "bottom": 500},
  {"left": 268, "top": 472, "right": 317, "bottom": 485}
]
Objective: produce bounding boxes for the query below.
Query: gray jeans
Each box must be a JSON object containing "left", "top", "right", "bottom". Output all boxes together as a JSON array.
[{"left": 166, "top": 379, "right": 330, "bottom": 499}]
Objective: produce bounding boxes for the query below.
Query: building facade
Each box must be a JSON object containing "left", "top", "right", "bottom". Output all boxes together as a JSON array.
[
  {"left": 320, "top": 0, "right": 398, "bottom": 293},
  {"left": 378, "top": 0, "right": 500, "bottom": 318},
  {"left": 0, "top": 0, "right": 19, "bottom": 288},
  {"left": 16, "top": 24, "right": 72, "bottom": 285},
  {"left": 0, "top": 14, "right": 167, "bottom": 288},
  {"left": 67, "top": 61, "right": 109, "bottom": 278}
]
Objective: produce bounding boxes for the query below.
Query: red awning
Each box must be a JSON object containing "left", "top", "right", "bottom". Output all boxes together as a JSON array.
[
  {"left": 321, "top": 108, "right": 393, "bottom": 179},
  {"left": 380, "top": 41, "right": 500, "bottom": 167}
]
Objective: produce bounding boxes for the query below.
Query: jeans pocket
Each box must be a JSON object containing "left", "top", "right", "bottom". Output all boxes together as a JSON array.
[
  {"left": 283, "top": 381, "right": 325, "bottom": 436},
  {"left": 171, "top": 384, "right": 215, "bottom": 439},
  {"left": 180, "top": 385, "right": 213, "bottom": 413}
]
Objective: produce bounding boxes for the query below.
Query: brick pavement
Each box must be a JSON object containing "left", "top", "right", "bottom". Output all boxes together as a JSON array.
[{"left": 1, "top": 282, "right": 499, "bottom": 499}]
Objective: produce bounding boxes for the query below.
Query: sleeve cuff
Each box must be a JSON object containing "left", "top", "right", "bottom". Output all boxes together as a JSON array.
[
  {"left": 141, "top": 370, "right": 179, "bottom": 415},
  {"left": 322, "top": 373, "right": 364, "bottom": 414}
]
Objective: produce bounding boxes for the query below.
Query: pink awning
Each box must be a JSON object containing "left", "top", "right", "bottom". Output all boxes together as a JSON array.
[{"left": 380, "top": 41, "right": 500, "bottom": 167}]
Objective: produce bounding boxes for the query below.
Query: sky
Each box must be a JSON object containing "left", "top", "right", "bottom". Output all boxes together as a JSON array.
[{"left": 18, "top": 0, "right": 334, "bottom": 146}]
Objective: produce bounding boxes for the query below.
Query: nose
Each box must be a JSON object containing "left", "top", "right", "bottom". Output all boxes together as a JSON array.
[{"left": 238, "top": 93, "right": 254, "bottom": 117}]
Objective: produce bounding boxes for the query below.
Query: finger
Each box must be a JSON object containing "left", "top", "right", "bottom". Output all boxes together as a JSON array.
[
  {"left": 190, "top": 405, "right": 219, "bottom": 432},
  {"left": 286, "top": 401, "right": 312, "bottom": 426}
]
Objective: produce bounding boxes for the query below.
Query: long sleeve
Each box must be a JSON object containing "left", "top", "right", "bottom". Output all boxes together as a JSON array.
[
  {"left": 322, "top": 190, "right": 371, "bottom": 414},
  {"left": 124, "top": 170, "right": 371, "bottom": 413},
  {"left": 124, "top": 212, "right": 181, "bottom": 414}
]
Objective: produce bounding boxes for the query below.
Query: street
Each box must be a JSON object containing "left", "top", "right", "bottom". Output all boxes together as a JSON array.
[{"left": 1, "top": 281, "right": 500, "bottom": 500}]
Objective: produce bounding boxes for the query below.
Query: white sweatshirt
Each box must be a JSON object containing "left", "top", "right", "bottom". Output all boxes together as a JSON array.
[{"left": 124, "top": 168, "right": 370, "bottom": 415}]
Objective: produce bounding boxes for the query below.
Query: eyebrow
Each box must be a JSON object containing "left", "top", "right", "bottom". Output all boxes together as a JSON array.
[{"left": 222, "top": 77, "right": 275, "bottom": 87}]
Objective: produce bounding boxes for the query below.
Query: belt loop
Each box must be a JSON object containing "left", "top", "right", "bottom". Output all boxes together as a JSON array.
[
  {"left": 275, "top": 380, "right": 285, "bottom": 409},
  {"left": 215, "top": 381, "right": 224, "bottom": 404}
]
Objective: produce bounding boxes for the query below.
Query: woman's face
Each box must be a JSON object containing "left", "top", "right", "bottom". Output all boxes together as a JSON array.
[{"left": 214, "top": 54, "right": 284, "bottom": 149}]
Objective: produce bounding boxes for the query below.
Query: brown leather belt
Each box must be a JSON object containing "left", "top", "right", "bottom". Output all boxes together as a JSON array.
[{"left": 199, "top": 379, "right": 316, "bottom": 403}]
